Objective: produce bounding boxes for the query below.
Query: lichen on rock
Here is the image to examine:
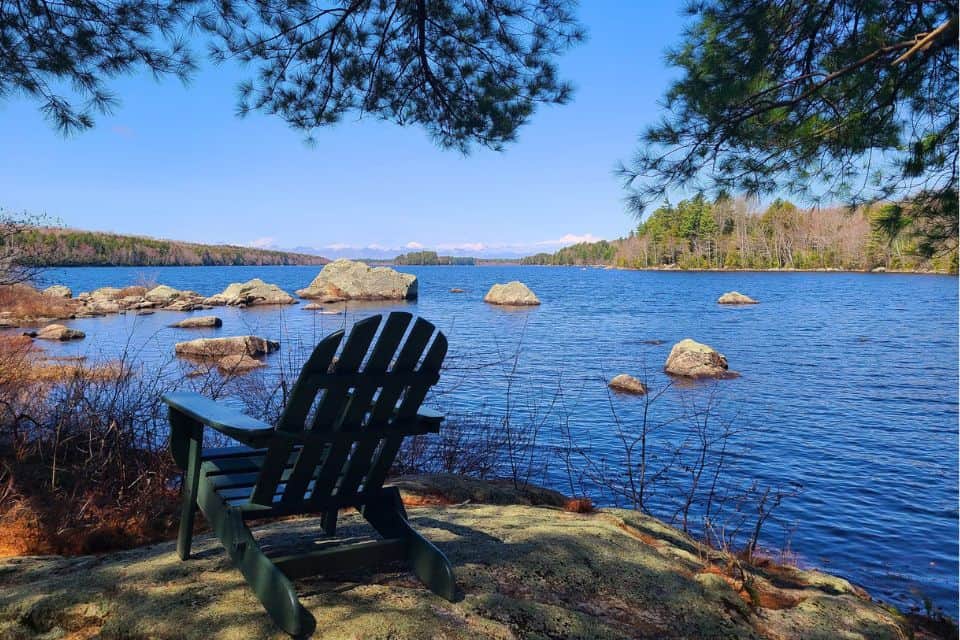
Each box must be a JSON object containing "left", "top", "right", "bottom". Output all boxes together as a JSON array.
[{"left": 0, "top": 490, "right": 911, "bottom": 640}]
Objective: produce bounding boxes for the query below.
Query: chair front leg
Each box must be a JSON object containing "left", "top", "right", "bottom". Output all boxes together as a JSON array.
[{"left": 170, "top": 408, "right": 203, "bottom": 560}]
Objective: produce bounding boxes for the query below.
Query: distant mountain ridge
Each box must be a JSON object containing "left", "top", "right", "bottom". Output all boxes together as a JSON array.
[{"left": 16, "top": 227, "right": 330, "bottom": 267}]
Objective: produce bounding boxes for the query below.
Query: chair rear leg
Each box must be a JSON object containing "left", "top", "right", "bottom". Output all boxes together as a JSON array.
[
  {"left": 361, "top": 488, "right": 457, "bottom": 601},
  {"left": 321, "top": 509, "right": 338, "bottom": 536}
]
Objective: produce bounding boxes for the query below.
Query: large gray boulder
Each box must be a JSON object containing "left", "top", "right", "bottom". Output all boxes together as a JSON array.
[
  {"left": 296, "top": 260, "right": 417, "bottom": 301},
  {"left": 42, "top": 285, "right": 72, "bottom": 299},
  {"left": 717, "top": 291, "right": 758, "bottom": 305},
  {"left": 664, "top": 339, "right": 735, "bottom": 378},
  {"left": 174, "top": 336, "right": 279, "bottom": 358},
  {"left": 483, "top": 281, "right": 540, "bottom": 306},
  {"left": 204, "top": 279, "right": 296, "bottom": 306}
]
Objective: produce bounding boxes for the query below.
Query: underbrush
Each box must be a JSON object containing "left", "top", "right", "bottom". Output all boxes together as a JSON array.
[
  {"left": 0, "top": 284, "right": 76, "bottom": 321},
  {"left": 0, "top": 343, "right": 180, "bottom": 554}
]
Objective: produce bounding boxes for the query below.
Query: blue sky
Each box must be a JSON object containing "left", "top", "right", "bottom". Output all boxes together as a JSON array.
[{"left": 0, "top": 3, "right": 688, "bottom": 257}]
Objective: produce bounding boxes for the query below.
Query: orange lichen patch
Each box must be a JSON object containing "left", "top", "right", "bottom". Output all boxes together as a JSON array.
[
  {"left": 611, "top": 518, "right": 660, "bottom": 547},
  {"left": 563, "top": 497, "right": 594, "bottom": 513},
  {"left": 700, "top": 562, "right": 808, "bottom": 611},
  {"left": 750, "top": 586, "right": 807, "bottom": 610},
  {"left": 401, "top": 492, "right": 455, "bottom": 507}
]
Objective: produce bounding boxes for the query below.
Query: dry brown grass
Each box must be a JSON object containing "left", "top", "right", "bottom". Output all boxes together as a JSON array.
[
  {"left": 0, "top": 338, "right": 184, "bottom": 556},
  {"left": 0, "top": 335, "right": 40, "bottom": 383},
  {"left": 0, "top": 284, "right": 77, "bottom": 320},
  {"left": 114, "top": 285, "right": 147, "bottom": 299}
]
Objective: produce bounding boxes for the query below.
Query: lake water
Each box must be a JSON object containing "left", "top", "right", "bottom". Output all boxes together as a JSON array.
[{"left": 26, "top": 265, "right": 960, "bottom": 614}]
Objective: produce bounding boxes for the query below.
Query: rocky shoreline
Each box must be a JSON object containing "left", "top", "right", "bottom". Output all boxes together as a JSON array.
[{"left": 0, "top": 475, "right": 925, "bottom": 640}]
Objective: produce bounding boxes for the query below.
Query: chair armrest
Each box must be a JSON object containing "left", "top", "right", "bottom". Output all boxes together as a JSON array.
[
  {"left": 163, "top": 391, "right": 274, "bottom": 444},
  {"left": 416, "top": 407, "right": 444, "bottom": 426}
]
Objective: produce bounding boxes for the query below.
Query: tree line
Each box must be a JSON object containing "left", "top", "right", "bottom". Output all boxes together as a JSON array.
[
  {"left": 6, "top": 227, "right": 328, "bottom": 267},
  {"left": 522, "top": 197, "right": 958, "bottom": 273},
  {"left": 394, "top": 251, "right": 475, "bottom": 266}
]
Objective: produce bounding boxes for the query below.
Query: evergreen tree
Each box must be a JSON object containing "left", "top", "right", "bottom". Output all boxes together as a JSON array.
[
  {"left": 2, "top": 0, "right": 584, "bottom": 150},
  {"left": 620, "top": 1, "right": 957, "bottom": 253}
]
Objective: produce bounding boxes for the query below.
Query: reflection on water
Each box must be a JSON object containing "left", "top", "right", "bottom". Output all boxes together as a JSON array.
[{"left": 20, "top": 265, "right": 960, "bottom": 613}]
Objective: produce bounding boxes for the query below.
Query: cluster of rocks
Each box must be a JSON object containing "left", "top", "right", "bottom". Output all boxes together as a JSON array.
[
  {"left": 69, "top": 279, "right": 299, "bottom": 318},
  {"left": 611, "top": 338, "right": 738, "bottom": 392},
  {"left": 203, "top": 279, "right": 296, "bottom": 306}
]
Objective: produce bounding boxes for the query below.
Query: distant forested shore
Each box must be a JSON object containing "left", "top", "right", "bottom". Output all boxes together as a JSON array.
[
  {"left": 10, "top": 227, "right": 329, "bottom": 266},
  {"left": 522, "top": 198, "right": 958, "bottom": 274}
]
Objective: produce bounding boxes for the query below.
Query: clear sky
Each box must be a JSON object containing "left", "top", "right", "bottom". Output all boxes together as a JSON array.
[{"left": 0, "top": 3, "right": 689, "bottom": 257}]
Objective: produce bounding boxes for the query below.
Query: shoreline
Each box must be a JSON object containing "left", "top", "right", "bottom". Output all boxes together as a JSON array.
[
  {"left": 36, "top": 263, "right": 957, "bottom": 275},
  {"left": 526, "top": 264, "right": 956, "bottom": 275}
]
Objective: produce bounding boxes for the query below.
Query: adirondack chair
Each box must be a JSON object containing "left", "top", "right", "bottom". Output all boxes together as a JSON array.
[{"left": 162, "top": 312, "right": 456, "bottom": 636}]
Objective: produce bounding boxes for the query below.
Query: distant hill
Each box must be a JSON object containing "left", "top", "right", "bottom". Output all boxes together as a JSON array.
[
  {"left": 14, "top": 227, "right": 329, "bottom": 267},
  {"left": 393, "top": 251, "right": 475, "bottom": 265}
]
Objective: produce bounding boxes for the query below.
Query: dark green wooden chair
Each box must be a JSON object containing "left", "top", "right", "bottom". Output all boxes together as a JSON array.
[{"left": 163, "top": 312, "right": 456, "bottom": 636}]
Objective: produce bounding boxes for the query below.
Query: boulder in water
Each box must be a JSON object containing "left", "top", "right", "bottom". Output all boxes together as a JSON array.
[
  {"left": 174, "top": 336, "right": 279, "bottom": 358},
  {"left": 296, "top": 260, "right": 417, "bottom": 301},
  {"left": 205, "top": 279, "right": 296, "bottom": 306},
  {"left": 664, "top": 339, "right": 735, "bottom": 378},
  {"left": 483, "top": 281, "right": 540, "bottom": 306},
  {"left": 26, "top": 324, "right": 85, "bottom": 341},
  {"left": 608, "top": 374, "right": 647, "bottom": 395},
  {"left": 717, "top": 291, "right": 758, "bottom": 305},
  {"left": 170, "top": 316, "right": 223, "bottom": 329}
]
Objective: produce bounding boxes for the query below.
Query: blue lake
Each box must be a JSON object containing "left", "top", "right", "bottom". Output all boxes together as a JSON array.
[{"left": 28, "top": 265, "right": 960, "bottom": 614}]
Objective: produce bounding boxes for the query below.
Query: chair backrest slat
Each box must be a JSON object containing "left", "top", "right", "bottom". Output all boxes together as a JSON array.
[
  {"left": 328, "top": 315, "right": 436, "bottom": 500},
  {"left": 279, "top": 315, "right": 382, "bottom": 503},
  {"left": 249, "top": 330, "right": 343, "bottom": 506},
  {"left": 305, "top": 313, "right": 419, "bottom": 506},
  {"left": 247, "top": 312, "right": 446, "bottom": 509},
  {"left": 367, "top": 317, "right": 436, "bottom": 425},
  {"left": 359, "top": 330, "right": 447, "bottom": 495}
]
